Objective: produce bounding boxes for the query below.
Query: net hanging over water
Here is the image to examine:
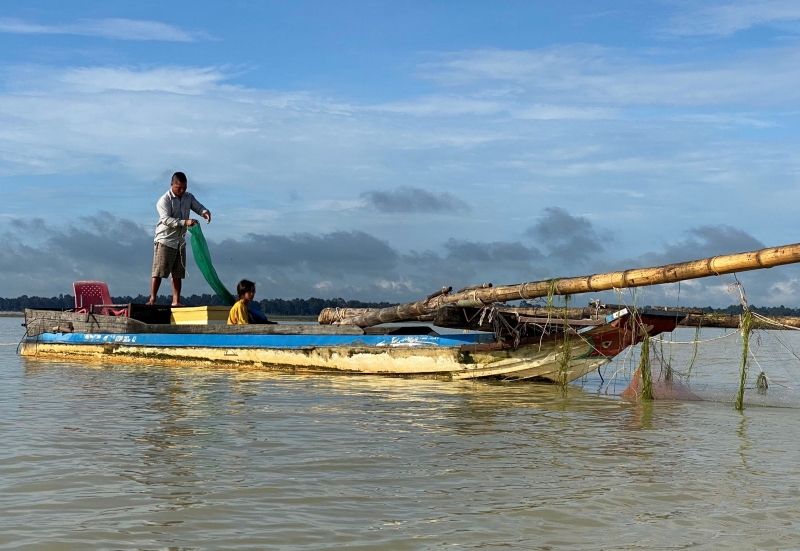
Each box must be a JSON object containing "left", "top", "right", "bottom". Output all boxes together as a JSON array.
[
  {"left": 188, "top": 225, "right": 236, "bottom": 306},
  {"left": 592, "top": 285, "right": 800, "bottom": 409}
]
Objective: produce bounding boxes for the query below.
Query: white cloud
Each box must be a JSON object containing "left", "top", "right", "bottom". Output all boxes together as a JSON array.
[
  {"left": 0, "top": 66, "right": 365, "bottom": 181},
  {"left": 369, "top": 97, "right": 618, "bottom": 120},
  {"left": 513, "top": 104, "right": 618, "bottom": 120},
  {"left": 369, "top": 95, "right": 504, "bottom": 116},
  {"left": 419, "top": 44, "right": 800, "bottom": 107},
  {"left": 0, "top": 17, "right": 204, "bottom": 42},
  {"left": 669, "top": 112, "right": 778, "bottom": 128},
  {"left": 666, "top": 0, "right": 800, "bottom": 37},
  {"left": 314, "top": 281, "right": 334, "bottom": 292},
  {"left": 59, "top": 66, "right": 229, "bottom": 94},
  {"left": 767, "top": 279, "right": 800, "bottom": 304},
  {"left": 376, "top": 278, "right": 419, "bottom": 292}
]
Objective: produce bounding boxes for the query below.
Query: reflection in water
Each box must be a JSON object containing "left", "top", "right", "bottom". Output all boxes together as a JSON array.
[
  {"left": 629, "top": 400, "right": 654, "bottom": 431},
  {"left": 736, "top": 414, "right": 752, "bottom": 472},
  {"left": 128, "top": 371, "right": 204, "bottom": 512}
]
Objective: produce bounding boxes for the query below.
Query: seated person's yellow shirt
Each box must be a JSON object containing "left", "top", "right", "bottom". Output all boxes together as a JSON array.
[{"left": 227, "top": 300, "right": 250, "bottom": 325}]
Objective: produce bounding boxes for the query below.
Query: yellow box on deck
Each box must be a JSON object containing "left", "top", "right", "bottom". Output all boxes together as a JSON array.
[{"left": 170, "top": 306, "right": 232, "bottom": 325}]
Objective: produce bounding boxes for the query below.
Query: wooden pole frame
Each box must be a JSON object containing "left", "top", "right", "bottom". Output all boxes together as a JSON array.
[{"left": 321, "top": 242, "right": 800, "bottom": 328}]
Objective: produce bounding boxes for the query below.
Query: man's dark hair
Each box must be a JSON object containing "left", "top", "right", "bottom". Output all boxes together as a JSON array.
[
  {"left": 237, "top": 279, "right": 256, "bottom": 298},
  {"left": 172, "top": 171, "right": 187, "bottom": 184}
]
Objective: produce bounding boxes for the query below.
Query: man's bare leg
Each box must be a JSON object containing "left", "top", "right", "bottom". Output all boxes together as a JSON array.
[
  {"left": 171, "top": 278, "right": 184, "bottom": 306},
  {"left": 148, "top": 277, "right": 162, "bottom": 305}
]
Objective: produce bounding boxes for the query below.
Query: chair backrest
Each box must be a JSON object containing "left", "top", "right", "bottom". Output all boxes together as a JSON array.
[{"left": 73, "top": 281, "right": 113, "bottom": 311}]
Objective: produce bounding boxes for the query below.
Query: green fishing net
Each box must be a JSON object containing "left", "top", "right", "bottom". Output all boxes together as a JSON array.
[{"left": 188, "top": 224, "right": 236, "bottom": 305}]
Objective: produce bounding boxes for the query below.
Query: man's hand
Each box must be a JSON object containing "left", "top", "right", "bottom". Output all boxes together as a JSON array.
[
  {"left": 202, "top": 211, "right": 211, "bottom": 224},
  {"left": 185, "top": 219, "right": 197, "bottom": 226}
]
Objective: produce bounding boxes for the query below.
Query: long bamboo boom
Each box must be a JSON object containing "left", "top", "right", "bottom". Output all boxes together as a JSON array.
[
  {"left": 506, "top": 307, "right": 800, "bottom": 329},
  {"left": 323, "top": 242, "right": 800, "bottom": 328}
]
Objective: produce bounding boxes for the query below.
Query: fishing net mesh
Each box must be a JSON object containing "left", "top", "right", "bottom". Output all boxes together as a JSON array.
[
  {"left": 591, "top": 283, "right": 800, "bottom": 409},
  {"left": 601, "top": 327, "right": 800, "bottom": 408},
  {"left": 188, "top": 225, "right": 236, "bottom": 306}
]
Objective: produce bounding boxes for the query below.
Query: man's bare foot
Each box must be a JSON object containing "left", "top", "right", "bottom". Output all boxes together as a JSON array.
[
  {"left": 172, "top": 302, "right": 186, "bottom": 307},
  {"left": 146, "top": 298, "right": 156, "bottom": 305}
]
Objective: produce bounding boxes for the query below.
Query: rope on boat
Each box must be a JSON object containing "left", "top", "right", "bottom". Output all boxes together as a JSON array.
[
  {"left": 650, "top": 331, "right": 740, "bottom": 345},
  {"left": 751, "top": 312, "right": 800, "bottom": 331}
]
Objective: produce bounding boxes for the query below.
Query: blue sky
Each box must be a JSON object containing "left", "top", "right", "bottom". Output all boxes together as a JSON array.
[{"left": 3, "top": 0, "right": 800, "bottom": 306}]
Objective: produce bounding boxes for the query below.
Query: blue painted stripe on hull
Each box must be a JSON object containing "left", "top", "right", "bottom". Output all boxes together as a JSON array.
[{"left": 27, "top": 332, "right": 495, "bottom": 349}]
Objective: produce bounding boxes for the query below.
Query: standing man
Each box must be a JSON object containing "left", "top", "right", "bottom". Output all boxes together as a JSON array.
[{"left": 148, "top": 172, "right": 211, "bottom": 306}]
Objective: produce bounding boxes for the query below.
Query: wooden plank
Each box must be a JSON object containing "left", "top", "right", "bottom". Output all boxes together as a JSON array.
[
  {"left": 138, "top": 323, "right": 365, "bottom": 335},
  {"left": 24, "top": 309, "right": 146, "bottom": 336},
  {"left": 24, "top": 309, "right": 365, "bottom": 336}
]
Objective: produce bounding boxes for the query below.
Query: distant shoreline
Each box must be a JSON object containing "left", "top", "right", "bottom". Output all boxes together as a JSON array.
[{"left": 0, "top": 311, "right": 23, "bottom": 317}]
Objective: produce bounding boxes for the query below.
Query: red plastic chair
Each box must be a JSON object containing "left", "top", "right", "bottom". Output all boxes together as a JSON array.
[{"left": 73, "top": 281, "right": 128, "bottom": 317}]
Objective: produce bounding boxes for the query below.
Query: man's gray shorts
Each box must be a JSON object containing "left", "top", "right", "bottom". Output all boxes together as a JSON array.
[{"left": 152, "top": 242, "right": 186, "bottom": 279}]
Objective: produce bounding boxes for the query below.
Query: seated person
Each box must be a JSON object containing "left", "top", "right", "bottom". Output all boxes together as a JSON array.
[{"left": 228, "top": 279, "right": 257, "bottom": 325}]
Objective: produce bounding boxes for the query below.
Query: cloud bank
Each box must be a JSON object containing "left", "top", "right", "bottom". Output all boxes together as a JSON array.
[
  {"left": 525, "top": 207, "right": 611, "bottom": 267},
  {"left": 2, "top": 210, "right": 797, "bottom": 308}
]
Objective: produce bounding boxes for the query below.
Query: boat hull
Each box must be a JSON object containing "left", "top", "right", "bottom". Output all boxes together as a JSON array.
[
  {"left": 20, "top": 307, "right": 684, "bottom": 383},
  {"left": 20, "top": 331, "right": 604, "bottom": 383}
]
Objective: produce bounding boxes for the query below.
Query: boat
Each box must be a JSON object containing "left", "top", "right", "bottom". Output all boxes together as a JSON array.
[
  {"left": 20, "top": 304, "right": 683, "bottom": 382},
  {"left": 19, "top": 240, "right": 800, "bottom": 383}
]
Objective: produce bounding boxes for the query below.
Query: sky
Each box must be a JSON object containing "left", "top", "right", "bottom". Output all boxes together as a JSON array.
[{"left": 2, "top": 0, "right": 800, "bottom": 307}]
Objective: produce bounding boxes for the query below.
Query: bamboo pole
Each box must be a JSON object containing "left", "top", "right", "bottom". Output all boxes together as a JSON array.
[
  {"left": 321, "top": 242, "right": 800, "bottom": 328},
  {"left": 507, "top": 307, "right": 800, "bottom": 329},
  {"left": 682, "top": 313, "right": 800, "bottom": 329},
  {"left": 317, "top": 308, "right": 434, "bottom": 325},
  {"left": 318, "top": 308, "right": 372, "bottom": 325}
]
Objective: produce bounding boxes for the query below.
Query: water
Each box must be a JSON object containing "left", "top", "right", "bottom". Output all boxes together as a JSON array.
[{"left": 3, "top": 316, "right": 800, "bottom": 550}]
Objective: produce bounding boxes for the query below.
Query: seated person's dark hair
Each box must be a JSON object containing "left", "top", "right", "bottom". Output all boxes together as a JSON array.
[
  {"left": 237, "top": 279, "right": 255, "bottom": 298},
  {"left": 172, "top": 171, "right": 187, "bottom": 184}
]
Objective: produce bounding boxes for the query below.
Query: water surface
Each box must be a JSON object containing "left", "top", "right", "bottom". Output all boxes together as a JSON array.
[{"left": 2, "top": 317, "right": 800, "bottom": 549}]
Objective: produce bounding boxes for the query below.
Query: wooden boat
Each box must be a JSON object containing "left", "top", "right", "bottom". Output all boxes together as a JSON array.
[
  {"left": 19, "top": 240, "right": 800, "bottom": 383},
  {"left": 20, "top": 306, "right": 683, "bottom": 382}
]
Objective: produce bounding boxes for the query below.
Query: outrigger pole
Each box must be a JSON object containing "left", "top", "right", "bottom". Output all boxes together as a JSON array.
[{"left": 320, "top": 242, "right": 800, "bottom": 328}]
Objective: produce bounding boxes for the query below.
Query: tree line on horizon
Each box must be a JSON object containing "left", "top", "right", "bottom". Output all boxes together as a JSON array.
[{"left": 3, "top": 294, "right": 800, "bottom": 317}]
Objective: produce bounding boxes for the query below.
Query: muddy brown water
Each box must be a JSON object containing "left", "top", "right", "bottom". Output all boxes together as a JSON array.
[{"left": 2, "top": 317, "right": 800, "bottom": 549}]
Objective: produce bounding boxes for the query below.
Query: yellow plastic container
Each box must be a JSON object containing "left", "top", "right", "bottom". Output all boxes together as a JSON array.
[{"left": 170, "top": 306, "right": 232, "bottom": 325}]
